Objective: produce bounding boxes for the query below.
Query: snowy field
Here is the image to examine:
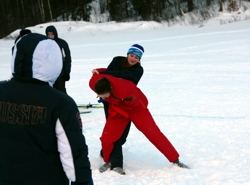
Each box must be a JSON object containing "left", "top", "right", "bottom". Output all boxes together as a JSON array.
[{"left": 1, "top": 12, "right": 250, "bottom": 185}]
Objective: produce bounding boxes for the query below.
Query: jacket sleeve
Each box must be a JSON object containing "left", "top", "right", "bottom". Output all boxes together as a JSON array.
[
  {"left": 100, "top": 57, "right": 144, "bottom": 85},
  {"left": 96, "top": 68, "right": 106, "bottom": 73},
  {"left": 102, "top": 67, "right": 143, "bottom": 85},
  {"left": 56, "top": 97, "right": 92, "bottom": 184},
  {"left": 62, "top": 40, "right": 71, "bottom": 74}
]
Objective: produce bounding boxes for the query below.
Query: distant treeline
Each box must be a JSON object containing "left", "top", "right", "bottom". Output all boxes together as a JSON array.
[{"left": 0, "top": 0, "right": 246, "bottom": 38}]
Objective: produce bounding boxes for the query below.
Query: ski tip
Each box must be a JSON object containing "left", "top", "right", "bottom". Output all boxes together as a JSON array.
[{"left": 79, "top": 110, "right": 92, "bottom": 114}]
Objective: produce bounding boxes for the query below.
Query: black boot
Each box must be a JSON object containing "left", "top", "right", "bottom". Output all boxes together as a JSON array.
[{"left": 173, "top": 159, "right": 190, "bottom": 169}]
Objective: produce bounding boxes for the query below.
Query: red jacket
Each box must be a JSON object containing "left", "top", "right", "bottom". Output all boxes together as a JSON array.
[
  {"left": 89, "top": 71, "right": 148, "bottom": 117},
  {"left": 89, "top": 70, "right": 180, "bottom": 163}
]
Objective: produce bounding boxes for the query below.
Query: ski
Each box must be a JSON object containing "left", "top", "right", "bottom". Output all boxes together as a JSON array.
[
  {"left": 77, "top": 103, "right": 103, "bottom": 109},
  {"left": 79, "top": 110, "right": 92, "bottom": 114}
]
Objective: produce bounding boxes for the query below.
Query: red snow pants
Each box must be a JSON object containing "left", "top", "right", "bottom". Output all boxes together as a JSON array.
[{"left": 100, "top": 105, "right": 180, "bottom": 163}]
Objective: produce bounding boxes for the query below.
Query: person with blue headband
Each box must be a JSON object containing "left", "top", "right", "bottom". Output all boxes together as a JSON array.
[{"left": 127, "top": 44, "right": 144, "bottom": 60}]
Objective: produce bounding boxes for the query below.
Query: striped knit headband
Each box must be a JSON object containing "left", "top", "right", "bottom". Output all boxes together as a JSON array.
[{"left": 127, "top": 44, "right": 144, "bottom": 59}]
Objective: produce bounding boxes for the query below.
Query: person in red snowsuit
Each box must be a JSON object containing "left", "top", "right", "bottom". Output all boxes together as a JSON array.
[
  {"left": 89, "top": 71, "right": 189, "bottom": 169},
  {"left": 92, "top": 44, "right": 144, "bottom": 175}
]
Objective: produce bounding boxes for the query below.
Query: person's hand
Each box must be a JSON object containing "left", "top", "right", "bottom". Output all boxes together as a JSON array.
[
  {"left": 92, "top": 69, "right": 99, "bottom": 74},
  {"left": 98, "top": 98, "right": 105, "bottom": 103},
  {"left": 64, "top": 73, "right": 70, "bottom": 81}
]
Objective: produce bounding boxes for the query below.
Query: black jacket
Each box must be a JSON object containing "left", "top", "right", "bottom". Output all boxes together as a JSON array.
[
  {"left": 0, "top": 33, "right": 91, "bottom": 185},
  {"left": 45, "top": 25, "right": 72, "bottom": 76},
  {"left": 101, "top": 56, "right": 143, "bottom": 85},
  {"left": 99, "top": 56, "right": 143, "bottom": 119}
]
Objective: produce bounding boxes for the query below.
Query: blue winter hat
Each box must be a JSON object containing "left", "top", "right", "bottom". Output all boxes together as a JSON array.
[{"left": 127, "top": 44, "right": 144, "bottom": 59}]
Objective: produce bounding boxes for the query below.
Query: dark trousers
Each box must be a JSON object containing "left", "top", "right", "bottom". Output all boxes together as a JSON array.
[
  {"left": 100, "top": 101, "right": 131, "bottom": 169},
  {"left": 53, "top": 76, "right": 67, "bottom": 93},
  {"left": 71, "top": 177, "right": 94, "bottom": 185}
]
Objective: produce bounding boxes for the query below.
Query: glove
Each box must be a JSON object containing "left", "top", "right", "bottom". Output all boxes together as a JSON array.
[
  {"left": 64, "top": 73, "right": 70, "bottom": 81},
  {"left": 98, "top": 98, "right": 104, "bottom": 103}
]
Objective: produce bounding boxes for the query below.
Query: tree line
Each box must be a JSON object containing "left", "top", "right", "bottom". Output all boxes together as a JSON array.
[{"left": 0, "top": 0, "right": 246, "bottom": 39}]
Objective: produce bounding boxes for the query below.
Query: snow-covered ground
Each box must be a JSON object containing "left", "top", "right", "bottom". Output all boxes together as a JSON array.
[{"left": 1, "top": 10, "right": 250, "bottom": 185}]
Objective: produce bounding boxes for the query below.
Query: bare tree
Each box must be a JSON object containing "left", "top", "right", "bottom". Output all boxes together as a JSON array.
[
  {"left": 176, "top": 0, "right": 184, "bottom": 16},
  {"left": 0, "top": 0, "right": 10, "bottom": 37},
  {"left": 207, "top": 0, "right": 211, "bottom": 6},
  {"left": 166, "top": 0, "right": 173, "bottom": 6},
  {"left": 99, "top": 0, "right": 108, "bottom": 14},
  {"left": 38, "top": 0, "right": 45, "bottom": 22},
  {"left": 151, "top": 0, "right": 163, "bottom": 21},
  {"left": 20, "top": 0, "right": 27, "bottom": 26},
  {"left": 218, "top": 0, "right": 223, "bottom": 11},
  {"left": 15, "top": 0, "right": 21, "bottom": 27},
  {"left": 187, "top": 0, "right": 194, "bottom": 12},
  {"left": 47, "top": 0, "right": 53, "bottom": 21},
  {"left": 228, "top": 0, "right": 239, "bottom": 11}
]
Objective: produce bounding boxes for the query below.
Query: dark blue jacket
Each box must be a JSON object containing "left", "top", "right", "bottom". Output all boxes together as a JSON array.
[
  {"left": 0, "top": 33, "right": 92, "bottom": 185},
  {"left": 45, "top": 25, "right": 72, "bottom": 76}
]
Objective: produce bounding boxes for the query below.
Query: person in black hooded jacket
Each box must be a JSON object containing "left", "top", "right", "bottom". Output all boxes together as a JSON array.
[
  {"left": 45, "top": 25, "right": 72, "bottom": 93},
  {"left": 12, "top": 29, "right": 31, "bottom": 55},
  {"left": 0, "top": 33, "right": 93, "bottom": 185}
]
